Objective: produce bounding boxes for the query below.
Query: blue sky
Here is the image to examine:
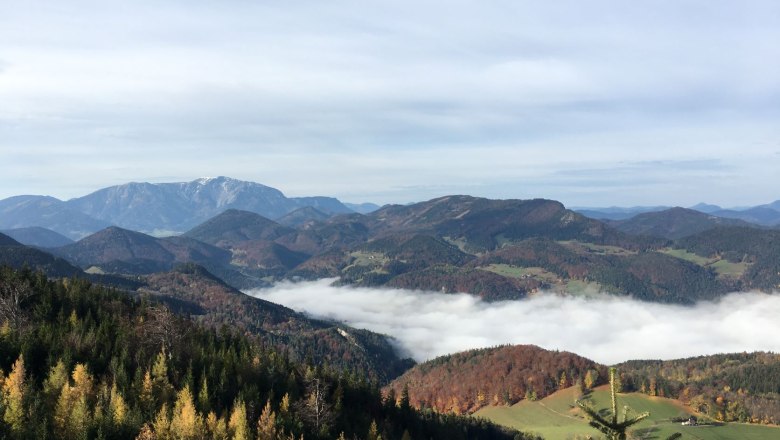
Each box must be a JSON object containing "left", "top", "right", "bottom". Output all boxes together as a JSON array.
[{"left": 1, "top": 1, "right": 779, "bottom": 207}]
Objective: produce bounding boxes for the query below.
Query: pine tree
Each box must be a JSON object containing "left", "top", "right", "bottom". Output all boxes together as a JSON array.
[
  {"left": 206, "top": 411, "right": 229, "bottom": 440},
  {"left": 229, "top": 398, "right": 250, "bottom": 440},
  {"left": 256, "top": 399, "right": 278, "bottom": 440},
  {"left": 576, "top": 368, "right": 681, "bottom": 440},
  {"left": 367, "top": 419, "right": 379, "bottom": 440},
  {"left": 43, "top": 359, "right": 68, "bottom": 400},
  {"left": 584, "top": 369, "right": 598, "bottom": 391},
  {"left": 109, "top": 382, "right": 129, "bottom": 426},
  {"left": 170, "top": 385, "right": 202, "bottom": 439},
  {"left": 153, "top": 403, "right": 172, "bottom": 440},
  {"left": 2, "top": 355, "right": 27, "bottom": 435},
  {"left": 197, "top": 374, "right": 210, "bottom": 414}
]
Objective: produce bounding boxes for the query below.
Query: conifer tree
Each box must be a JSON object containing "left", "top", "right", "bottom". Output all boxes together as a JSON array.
[
  {"left": 206, "top": 411, "right": 229, "bottom": 440},
  {"left": 229, "top": 398, "right": 250, "bottom": 440},
  {"left": 576, "top": 368, "right": 681, "bottom": 440},
  {"left": 256, "top": 399, "right": 278, "bottom": 440},
  {"left": 170, "top": 385, "right": 202, "bottom": 439},
  {"left": 153, "top": 403, "right": 172, "bottom": 440},
  {"left": 367, "top": 419, "right": 380, "bottom": 440},
  {"left": 109, "top": 382, "right": 129, "bottom": 426},
  {"left": 43, "top": 359, "right": 68, "bottom": 400},
  {"left": 2, "top": 355, "right": 27, "bottom": 435}
]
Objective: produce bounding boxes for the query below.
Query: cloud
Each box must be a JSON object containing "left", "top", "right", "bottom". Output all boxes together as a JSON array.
[
  {"left": 1, "top": 1, "right": 780, "bottom": 206},
  {"left": 246, "top": 280, "right": 780, "bottom": 365}
]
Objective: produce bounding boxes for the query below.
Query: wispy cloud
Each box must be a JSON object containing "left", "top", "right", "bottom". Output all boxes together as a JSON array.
[
  {"left": 1, "top": 1, "right": 779, "bottom": 206},
  {"left": 247, "top": 280, "right": 780, "bottom": 365}
]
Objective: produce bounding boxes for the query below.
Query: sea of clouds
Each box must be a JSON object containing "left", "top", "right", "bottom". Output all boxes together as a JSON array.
[{"left": 245, "top": 279, "right": 780, "bottom": 365}]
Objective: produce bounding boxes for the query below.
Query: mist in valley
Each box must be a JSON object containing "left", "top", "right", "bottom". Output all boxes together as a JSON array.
[{"left": 246, "top": 279, "right": 780, "bottom": 365}]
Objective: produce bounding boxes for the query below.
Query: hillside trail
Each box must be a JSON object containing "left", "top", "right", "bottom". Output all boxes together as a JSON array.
[{"left": 536, "top": 400, "right": 582, "bottom": 421}]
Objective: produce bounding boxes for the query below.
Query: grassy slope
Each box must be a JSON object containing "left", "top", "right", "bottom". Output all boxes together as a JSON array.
[{"left": 475, "top": 386, "right": 780, "bottom": 440}]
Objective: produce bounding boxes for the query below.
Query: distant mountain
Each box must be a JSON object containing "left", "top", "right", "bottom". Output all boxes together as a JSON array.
[
  {"left": 53, "top": 226, "right": 231, "bottom": 275},
  {"left": 0, "top": 226, "right": 74, "bottom": 248},
  {"left": 65, "top": 176, "right": 354, "bottom": 234},
  {"left": 688, "top": 202, "right": 722, "bottom": 213},
  {"left": 611, "top": 207, "right": 755, "bottom": 239},
  {"left": 0, "top": 195, "right": 110, "bottom": 240},
  {"left": 288, "top": 196, "right": 354, "bottom": 215},
  {"left": 344, "top": 202, "right": 381, "bottom": 214},
  {"left": 574, "top": 206, "right": 669, "bottom": 221},
  {"left": 275, "top": 206, "right": 331, "bottom": 227},
  {"left": 365, "top": 196, "right": 652, "bottom": 252},
  {"left": 709, "top": 206, "right": 780, "bottom": 226},
  {"left": 385, "top": 345, "right": 603, "bottom": 414},
  {"left": 0, "top": 231, "right": 84, "bottom": 277},
  {"left": 0, "top": 232, "right": 19, "bottom": 246},
  {"left": 183, "top": 209, "right": 295, "bottom": 246}
]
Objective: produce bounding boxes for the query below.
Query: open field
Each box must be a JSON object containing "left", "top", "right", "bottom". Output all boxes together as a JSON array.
[
  {"left": 660, "top": 248, "right": 749, "bottom": 278},
  {"left": 475, "top": 386, "right": 780, "bottom": 440},
  {"left": 559, "top": 240, "right": 638, "bottom": 256}
]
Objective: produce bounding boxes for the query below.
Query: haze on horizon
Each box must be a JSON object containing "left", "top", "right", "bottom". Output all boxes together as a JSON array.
[{"left": 2, "top": 1, "right": 779, "bottom": 207}]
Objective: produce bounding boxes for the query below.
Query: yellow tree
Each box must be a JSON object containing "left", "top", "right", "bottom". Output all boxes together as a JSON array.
[
  {"left": 229, "top": 398, "right": 250, "bottom": 440},
  {"left": 109, "top": 382, "right": 129, "bottom": 426},
  {"left": 256, "top": 399, "right": 278, "bottom": 440},
  {"left": 170, "top": 385, "right": 202, "bottom": 439},
  {"left": 70, "top": 363, "right": 94, "bottom": 437},
  {"left": 153, "top": 403, "right": 172, "bottom": 440},
  {"left": 43, "top": 359, "right": 68, "bottom": 400},
  {"left": 152, "top": 350, "right": 173, "bottom": 405},
  {"left": 206, "top": 411, "right": 229, "bottom": 440},
  {"left": 2, "top": 355, "right": 27, "bottom": 435}
]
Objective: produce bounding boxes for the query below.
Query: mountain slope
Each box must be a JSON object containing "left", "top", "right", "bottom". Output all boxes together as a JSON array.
[
  {"left": 710, "top": 206, "right": 780, "bottom": 226},
  {"left": 142, "top": 264, "right": 414, "bottom": 383},
  {"left": 611, "top": 207, "right": 756, "bottom": 239},
  {"left": 0, "top": 266, "right": 528, "bottom": 440},
  {"left": 275, "top": 206, "right": 331, "bottom": 227},
  {"left": 0, "top": 195, "right": 110, "bottom": 239},
  {"left": 366, "top": 196, "right": 658, "bottom": 252},
  {"left": 386, "top": 345, "right": 603, "bottom": 414},
  {"left": 183, "top": 209, "right": 295, "bottom": 246},
  {"left": 0, "top": 232, "right": 84, "bottom": 277},
  {"left": 53, "top": 226, "right": 231, "bottom": 274},
  {"left": 66, "top": 176, "right": 353, "bottom": 233},
  {"left": 0, "top": 226, "right": 74, "bottom": 247}
]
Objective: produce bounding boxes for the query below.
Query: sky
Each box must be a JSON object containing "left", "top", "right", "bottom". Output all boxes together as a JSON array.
[
  {"left": 247, "top": 280, "right": 780, "bottom": 365},
  {"left": 1, "top": 1, "right": 779, "bottom": 207}
]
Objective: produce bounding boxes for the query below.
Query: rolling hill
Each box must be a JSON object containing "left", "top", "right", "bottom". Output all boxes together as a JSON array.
[
  {"left": 0, "top": 226, "right": 74, "bottom": 247},
  {"left": 610, "top": 207, "right": 757, "bottom": 239},
  {"left": 385, "top": 345, "right": 604, "bottom": 414},
  {"left": 475, "top": 386, "right": 780, "bottom": 440}
]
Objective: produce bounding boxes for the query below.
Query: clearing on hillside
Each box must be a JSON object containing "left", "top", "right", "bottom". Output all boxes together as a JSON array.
[{"left": 475, "top": 386, "right": 780, "bottom": 440}]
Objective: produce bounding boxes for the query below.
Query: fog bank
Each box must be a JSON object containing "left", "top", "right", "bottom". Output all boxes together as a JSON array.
[{"left": 245, "top": 280, "right": 780, "bottom": 365}]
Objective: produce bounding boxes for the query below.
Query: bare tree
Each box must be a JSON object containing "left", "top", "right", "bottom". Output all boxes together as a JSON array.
[
  {"left": 142, "top": 306, "right": 183, "bottom": 355},
  {"left": 0, "top": 280, "right": 35, "bottom": 334},
  {"left": 296, "top": 377, "right": 334, "bottom": 435}
]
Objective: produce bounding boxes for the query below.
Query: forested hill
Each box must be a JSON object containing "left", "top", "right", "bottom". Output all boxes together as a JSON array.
[
  {"left": 385, "top": 345, "right": 604, "bottom": 414},
  {"left": 0, "top": 267, "right": 533, "bottom": 440}
]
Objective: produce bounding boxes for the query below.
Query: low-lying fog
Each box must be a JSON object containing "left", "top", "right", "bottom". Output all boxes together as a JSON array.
[{"left": 245, "top": 279, "right": 780, "bottom": 365}]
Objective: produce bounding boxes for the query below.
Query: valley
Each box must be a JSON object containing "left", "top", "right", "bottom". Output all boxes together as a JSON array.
[{"left": 1, "top": 178, "right": 780, "bottom": 439}]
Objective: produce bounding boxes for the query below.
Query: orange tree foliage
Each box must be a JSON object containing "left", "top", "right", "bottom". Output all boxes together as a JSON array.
[{"left": 385, "top": 345, "right": 606, "bottom": 413}]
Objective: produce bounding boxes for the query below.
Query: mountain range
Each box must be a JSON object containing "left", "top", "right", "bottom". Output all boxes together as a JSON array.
[
  {"left": 0, "top": 176, "right": 377, "bottom": 239},
  {"left": 576, "top": 200, "right": 780, "bottom": 226},
  {"left": 2, "top": 178, "right": 780, "bottom": 305}
]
